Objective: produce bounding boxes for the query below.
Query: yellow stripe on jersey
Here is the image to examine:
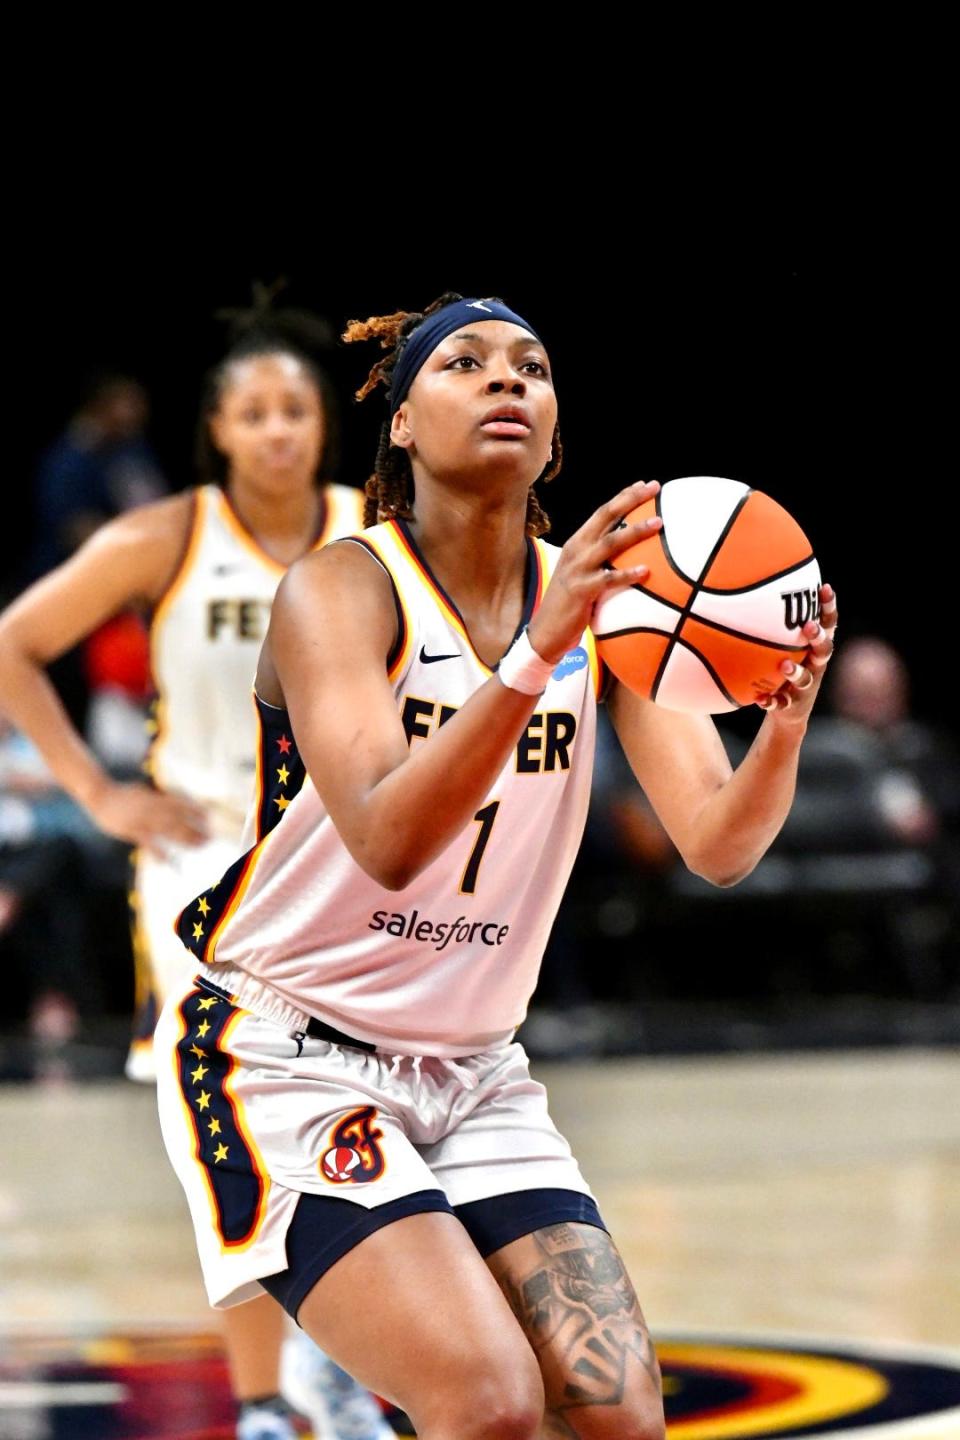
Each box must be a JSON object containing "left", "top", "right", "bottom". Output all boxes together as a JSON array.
[
  {"left": 217, "top": 484, "right": 366, "bottom": 574},
  {"left": 390, "top": 519, "right": 546, "bottom": 677},
  {"left": 147, "top": 488, "right": 208, "bottom": 781},
  {"left": 204, "top": 836, "right": 271, "bottom": 965},
  {"left": 584, "top": 627, "right": 605, "bottom": 699},
  {"left": 313, "top": 484, "right": 365, "bottom": 550},
  {"left": 389, "top": 518, "right": 471, "bottom": 643},
  {"left": 347, "top": 530, "right": 415, "bottom": 683},
  {"left": 216, "top": 490, "right": 286, "bottom": 575},
  {"left": 530, "top": 536, "right": 550, "bottom": 607}
]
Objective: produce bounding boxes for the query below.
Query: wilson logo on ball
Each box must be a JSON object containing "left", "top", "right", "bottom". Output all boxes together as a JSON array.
[
  {"left": 319, "top": 1105, "right": 386, "bottom": 1185},
  {"left": 782, "top": 588, "right": 821, "bottom": 630}
]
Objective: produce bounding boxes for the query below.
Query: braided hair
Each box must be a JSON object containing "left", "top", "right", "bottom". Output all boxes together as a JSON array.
[
  {"left": 196, "top": 280, "right": 341, "bottom": 486},
  {"left": 342, "top": 291, "right": 562, "bottom": 533}
]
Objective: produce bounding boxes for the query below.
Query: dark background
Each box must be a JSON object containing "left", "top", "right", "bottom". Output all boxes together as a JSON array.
[{"left": 8, "top": 220, "right": 939, "bottom": 723}]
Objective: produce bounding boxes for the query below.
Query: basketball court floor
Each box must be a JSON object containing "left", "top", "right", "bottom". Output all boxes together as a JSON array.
[{"left": 2, "top": 1047, "right": 958, "bottom": 1438}]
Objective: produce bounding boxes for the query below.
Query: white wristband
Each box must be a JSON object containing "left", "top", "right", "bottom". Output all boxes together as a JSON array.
[{"left": 497, "top": 628, "right": 555, "bottom": 695}]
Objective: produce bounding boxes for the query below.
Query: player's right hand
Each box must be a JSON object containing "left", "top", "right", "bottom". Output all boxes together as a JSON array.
[
  {"left": 87, "top": 780, "right": 209, "bottom": 852},
  {"left": 528, "top": 481, "right": 662, "bottom": 664}
]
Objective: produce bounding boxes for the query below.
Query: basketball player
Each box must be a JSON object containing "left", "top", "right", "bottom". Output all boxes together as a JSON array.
[
  {"left": 0, "top": 311, "right": 394, "bottom": 1440},
  {"left": 151, "top": 293, "right": 837, "bottom": 1440}
]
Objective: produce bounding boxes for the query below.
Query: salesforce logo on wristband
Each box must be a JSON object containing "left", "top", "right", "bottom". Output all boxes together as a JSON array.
[{"left": 553, "top": 646, "right": 588, "bottom": 681}]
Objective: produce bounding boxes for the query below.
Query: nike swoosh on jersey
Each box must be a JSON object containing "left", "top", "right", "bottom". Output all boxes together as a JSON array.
[{"left": 419, "top": 646, "right": 461, "bottom": 664}]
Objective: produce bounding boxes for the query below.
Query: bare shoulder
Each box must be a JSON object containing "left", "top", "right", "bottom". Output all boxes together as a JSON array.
[
  {"left": 258, "top": 539, "right": 398, "bottom": 705},
  {"left": 83, "top": 490, "right": 199, "bottom": 606},
  {"left": 274, "top": 537, "right": 396, "bottom": 621}
]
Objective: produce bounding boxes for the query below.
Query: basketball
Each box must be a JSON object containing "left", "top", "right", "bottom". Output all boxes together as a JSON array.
[{"left": 592, "top": 476, "right": 821, "bottom": 714}]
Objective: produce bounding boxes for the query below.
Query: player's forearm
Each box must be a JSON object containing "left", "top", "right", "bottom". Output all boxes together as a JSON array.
[
  {"left": 0, "top": 644, "right": 111, "bottom": 812},
  {"left": 683, "top": 715, "right": 806, "bottom": 886},
  {"left": 342, "top": 676, "right": 539, "bottom": 890}
]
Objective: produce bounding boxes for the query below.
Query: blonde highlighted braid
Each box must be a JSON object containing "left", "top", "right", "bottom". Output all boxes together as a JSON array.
[{"left": 342, "top": 291, "right": 562, "bottom": 534}]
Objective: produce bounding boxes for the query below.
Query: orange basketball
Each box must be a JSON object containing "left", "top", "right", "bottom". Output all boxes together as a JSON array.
[{"left": 592, "top": 476, "right": 821, "bottom": 713}]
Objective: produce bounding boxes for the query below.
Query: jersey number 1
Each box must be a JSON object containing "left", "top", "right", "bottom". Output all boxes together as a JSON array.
[{"left": 461, "top": 801, "right": 501, "bottom": 895}]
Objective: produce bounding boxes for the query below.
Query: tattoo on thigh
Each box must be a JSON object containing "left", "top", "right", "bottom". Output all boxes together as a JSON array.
[{"left": 492, "top": 1224, "right": 661, "bottom": 1428}]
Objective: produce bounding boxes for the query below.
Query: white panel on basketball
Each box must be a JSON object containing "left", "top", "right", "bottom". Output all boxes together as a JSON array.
[
  {"left": 657, "top": 643, "right": 739, "bottom": 714},
  {"left": 690, "top": 557, "right": 822, "bottom": 642},
  {"left": 660, "top": 477, "right": 750, "bottom": 582},
  {"left": 592, "top": 584, "right": 683, "bottom": 639}
]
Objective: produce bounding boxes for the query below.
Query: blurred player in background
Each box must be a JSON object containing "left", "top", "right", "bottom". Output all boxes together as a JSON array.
[{"left": 0, "top": 294, "right": 392, "bottom": 1440}]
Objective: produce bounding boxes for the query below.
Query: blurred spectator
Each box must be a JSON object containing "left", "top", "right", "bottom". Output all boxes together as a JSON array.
[
  {"left": 21, "top": 373, "right": 167, "bottom": 740},
  {"left": 830, "top": 637, "right": 960, "bottom": 839},
  {"left": 531, "top": 709, "right": 676, "bottom": 1037},
  {"left": 28, "top": 373, "right": 168, "bottom": 580},
  {"left": 83, "top": 609, "right": 152, "bottom": 776},
  {"left": 0, "top": 714, "right": 99, "bottom": 1069},
  {"left": 695, "top": 637, "right": 960, "bottom": 998}
]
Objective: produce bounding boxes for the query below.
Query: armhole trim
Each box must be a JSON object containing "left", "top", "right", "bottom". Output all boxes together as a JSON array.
[{"left": 337, "top": 536, "right": 413, "bottom": 682}]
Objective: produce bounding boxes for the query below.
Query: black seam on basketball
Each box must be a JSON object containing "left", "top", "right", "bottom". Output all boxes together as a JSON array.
[
  {"left": 698, "top": 552, "right": 816, "bottom": 596},
  {"left": 597, "top": 614, "right": 807, "bottom": 654},
  {"left": 666, "top": 633, "right": 740, "bottom": 709},
  {"left": 630, "top": 583, "right": 685, "bottom": 614},
  {"left": 654, "top": 488, "right": 699, "bottom": 588},
  {"left": 593, "top": 626, "right": 678, "bottom": 642},
  {"left": 657, "top": 491, "right": 752, "bottom": 702},
  {"left": 650, "top": 632, "right": 673, "bottom": 703},
  {"left": 684, "top": 610, "right": 809, "bottom": 652}
]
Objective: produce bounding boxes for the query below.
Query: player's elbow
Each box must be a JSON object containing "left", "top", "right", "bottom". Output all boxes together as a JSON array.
[
  {"left": 683, "top": 846, "right": 757, "bottom": 889},
  {"left": 354, "top": 845, "right": 418, "bottom": 892},
  {"left": 372, "top": 862, "right": 416, "bottom": 892}
]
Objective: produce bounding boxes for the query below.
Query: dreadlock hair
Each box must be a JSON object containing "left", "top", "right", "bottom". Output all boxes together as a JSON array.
[
  {"left": 196, "top": 279, "right": 341, "bottom": 487},
  {"left": 342, "top": 291, "right": 562, "bottom": 534}
]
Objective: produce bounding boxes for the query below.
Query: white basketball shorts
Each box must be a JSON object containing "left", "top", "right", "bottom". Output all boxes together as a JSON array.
[{"left": 155, "top": 975, "right": 597, "bottom": 1309}]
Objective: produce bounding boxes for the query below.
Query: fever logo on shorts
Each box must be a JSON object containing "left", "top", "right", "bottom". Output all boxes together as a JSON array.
[{"left": 320, "top": 1105, "right": 386, "bottom": 1185}]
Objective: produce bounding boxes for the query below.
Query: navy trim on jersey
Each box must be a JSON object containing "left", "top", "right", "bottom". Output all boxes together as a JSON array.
[
  {"left": 253, "top": 696, "right": 307, "bottom": 842},
  {"left": 176, "top": 848, "right": 253, "bottom": 964},
  {"left": 174, "top": 700, "right": 307, "bottom": 964}
]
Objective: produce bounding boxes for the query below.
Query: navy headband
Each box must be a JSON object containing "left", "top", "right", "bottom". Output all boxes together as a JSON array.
[{"left": 389, "top": 297, "right": 542, "bottom": 415}]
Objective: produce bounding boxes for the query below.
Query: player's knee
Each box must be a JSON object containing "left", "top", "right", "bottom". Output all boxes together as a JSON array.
[
  {"left": 558, "top": 1394, "right": 665, "bottom": 1440},
  {"left": 423, "top": 1350, "right": 544, "bottom": 1439}
]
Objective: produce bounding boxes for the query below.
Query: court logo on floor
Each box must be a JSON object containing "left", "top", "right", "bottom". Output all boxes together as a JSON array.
[
  {"left": 0, "top": 1329, "right": 958, "bottom": 1437},
  {"left": 656, "top": 1334, "right": 960, "bottom": 1437}
]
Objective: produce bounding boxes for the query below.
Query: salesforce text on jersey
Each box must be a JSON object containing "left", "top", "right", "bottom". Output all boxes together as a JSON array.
[{"left": 368, "top": 909, "right": 509, "bottom": 951}]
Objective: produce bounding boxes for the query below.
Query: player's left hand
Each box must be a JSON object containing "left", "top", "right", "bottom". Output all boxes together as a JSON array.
[{"left": 756, "top": 583, "right": 837, "bottom": 724}]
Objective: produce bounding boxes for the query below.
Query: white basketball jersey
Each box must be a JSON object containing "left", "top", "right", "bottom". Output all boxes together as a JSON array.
[
  {"left": 148, "top": 483, "right": 364, "bottom": 834},
  {"left": 180, "top": 518, "right": 603, "bottom": 1057}
]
